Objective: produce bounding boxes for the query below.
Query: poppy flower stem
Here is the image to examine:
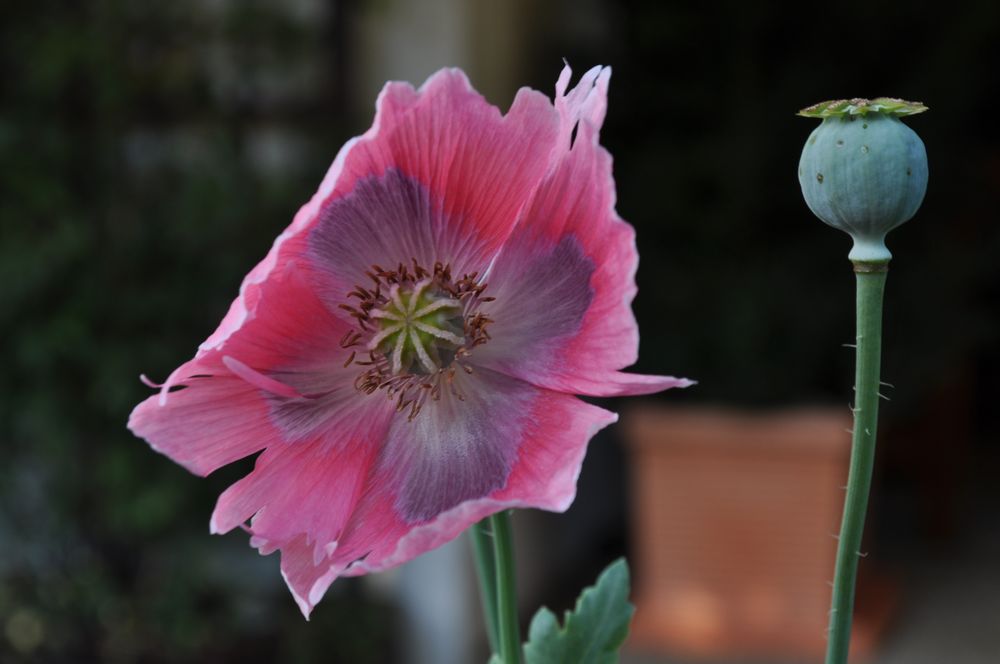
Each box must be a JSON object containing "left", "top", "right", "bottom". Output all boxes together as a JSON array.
[
  {"left": 825, "top": 262, "right": 888, "bottom": 664},
  {"left": 470, "top": 519, "right": 500, "bottom": 655},
  {"left": 490, "top": 510, "right": 522, "bottom": 664}
]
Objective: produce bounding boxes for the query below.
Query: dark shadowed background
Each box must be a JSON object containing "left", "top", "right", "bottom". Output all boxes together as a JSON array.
[{"left": 2, "top": 1, "right": 998, "bottom": 663}]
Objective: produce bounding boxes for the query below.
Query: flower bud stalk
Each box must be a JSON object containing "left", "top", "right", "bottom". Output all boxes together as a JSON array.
[
  {"left": 826, "top": 264, "right": 886, "bottom": 664},
  {"left": 797, "top": 98, "right": 928, "bottom": 664}
]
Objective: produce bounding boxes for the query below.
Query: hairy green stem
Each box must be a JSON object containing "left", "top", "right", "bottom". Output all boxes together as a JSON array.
[
  {"left": 470, "top": 519, "right": 500, "bottom": 656},
  {"left": 825, "top": 263, "right": 888, "bottom": 664},
  {"left": 491, "top": 511, "right": 521, "bottom": 664}
]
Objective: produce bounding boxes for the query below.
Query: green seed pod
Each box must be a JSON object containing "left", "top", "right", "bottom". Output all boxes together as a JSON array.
[{"left": 798, "top": 98, "right": 928, "bottom": 262}]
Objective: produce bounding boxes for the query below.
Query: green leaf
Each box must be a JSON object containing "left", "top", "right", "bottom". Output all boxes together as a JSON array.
[{"left": 523, "top": 558, "right": 634, "bottom": 664}]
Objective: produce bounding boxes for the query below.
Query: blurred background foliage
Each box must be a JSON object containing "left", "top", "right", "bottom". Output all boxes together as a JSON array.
[
  {"left": 1, "top": 0, "right": 998, "bottom": 662},
  {"left": 1, "top": 1, "right": 398, "bottom": 662}
]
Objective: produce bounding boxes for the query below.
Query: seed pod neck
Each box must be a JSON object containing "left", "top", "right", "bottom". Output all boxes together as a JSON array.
[{"left": 848, "top": 235, "right": 892, "bottom": 263}]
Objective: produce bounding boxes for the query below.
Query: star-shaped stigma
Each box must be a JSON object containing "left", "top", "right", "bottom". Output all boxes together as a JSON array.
[{"left": 368, "top": 279, "right": 465, "bottom": 375}]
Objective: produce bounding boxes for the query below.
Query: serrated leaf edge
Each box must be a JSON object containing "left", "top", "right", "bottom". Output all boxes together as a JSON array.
[{"left": 523, "top": 558, "right": 634, "bottom": 664}]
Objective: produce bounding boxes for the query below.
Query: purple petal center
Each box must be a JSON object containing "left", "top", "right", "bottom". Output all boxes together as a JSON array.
[{"left": 380, "top": 368, "right": 532, "bottom": 522}]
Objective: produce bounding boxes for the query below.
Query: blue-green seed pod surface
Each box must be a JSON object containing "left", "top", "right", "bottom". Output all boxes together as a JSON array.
[{"left": 798, "top": 99, "right": 928, "bottom": 262}]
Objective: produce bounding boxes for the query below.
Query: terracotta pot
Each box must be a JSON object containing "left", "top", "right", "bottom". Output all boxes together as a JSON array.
[{"left": 623, "top": 405, "right": 894, "bottom": 660}]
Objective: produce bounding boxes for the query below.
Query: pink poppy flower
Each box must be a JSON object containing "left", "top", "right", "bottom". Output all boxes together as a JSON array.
[{"left": 128, "top": 64, "right": 691, "bottom": 617}]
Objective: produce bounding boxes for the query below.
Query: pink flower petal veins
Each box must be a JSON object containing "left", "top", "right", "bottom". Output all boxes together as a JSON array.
[
  {"left": 128, "top": 64, "right": 690, "bottom": 617},
  {"left": 179, "top": 68, "right": 559, "bottom": 365},
  {"left": 206, "top": 370, "right": 613, "bottom": 618},
  {"left": 338, "top": 387, "right": 617, "bottom": 578},
  {"left": 320, "top": 69, "right": 562, "bottom": 289},
  {"left": 221, "top": 355, "right": 305, "bottom": 399},
  {"left": 129, "top": 374, "right": 274, "bottom": 477},
  {"left": 554, "top": 64, "right": 609, "bottom": 148},
  {"left": 477, "top": 66, "right": 693, "bottom": 395},
  {"left": 129, "top": 262, "right": 383, "bottom": 475},
  {"left": 379, "top": 368, "right": 530, "bottom": 523},
  {"left": 210, "top": 433, "right": 379, "bottom": 560}
]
